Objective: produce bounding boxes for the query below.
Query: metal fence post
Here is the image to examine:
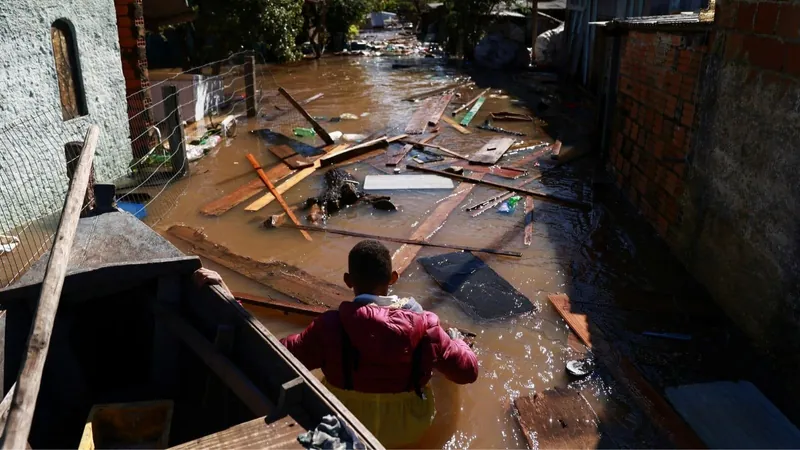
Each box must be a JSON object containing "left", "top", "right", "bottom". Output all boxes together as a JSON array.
[
  {"left": 245, "top": 55, "right": 257, "bottom": 118},
  {"left": 64, "top": 141, "right": 95, "bottom": 217},
  {"left": 161, "top": 85, "right": 188, "bottom": 177}
]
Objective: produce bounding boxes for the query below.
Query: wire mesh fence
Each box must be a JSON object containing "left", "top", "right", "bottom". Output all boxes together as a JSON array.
[{"left": 0, "top": 50, "right": 307, "bottom": 287}]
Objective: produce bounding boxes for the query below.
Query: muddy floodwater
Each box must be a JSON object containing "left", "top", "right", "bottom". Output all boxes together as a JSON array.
[{"left": 149, "top": 53, "right": 687, "bottom": 448}]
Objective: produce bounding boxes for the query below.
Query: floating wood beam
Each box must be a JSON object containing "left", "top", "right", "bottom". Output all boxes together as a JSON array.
[
  {"left": 469, "top": 137, "right": 516, "bottom": 165},
  {"left": 547, "top": 293, "right": 707, "bottom": 449},
  {"left": 450, "top": 161, "right": 526, "bottom": 179},
  {"left": 200, "top": 165, "right": 294, "bottom": 216},
  {"left": 403, "top": 81, "right": 473, "bottom": 102},
  {"left": 153, "top": 305, "right": 273, "bottom": 417},
  {"left": 441, "top": 116, "right": 471, "bottom": 134},
  {"left": 406, "top": 165, "right": 592, "bottom": 210},
  {"left": 452, "top": 88, "right": 490, "bottom": 116},
  {"left": 392, "top": 176, "right": 483, "bottom": 275},
  {"left": 320, "top": 137, "right": 389, "bottom": 166},
  {"left": 427, "top": 93, "right": 454, "bottom": 126},
  {"left": 1, "top": 125, "right": 100, "bottom": 450},
  {"left": 263, "top": 93, "right": 323, "bottom": 121},
  {"left": 170, "top": 415, "right": 304, "bottom": 450},
  {"left": 460, "top": 96, "right": 486, "bottom": 127},
  {"left": 246, "top": 154, "right": 312, "bottom": 241},
  {"left": 277, "top": 224, "right": 522, "bottom": 257},
  {"left": 524, "top": 196, "right": 534, "bottom": 246},
  {"left": 278, "top": 87, "right": 334, "bottom": 145},
  {"left": 400, "top": 140, "right": 468, "bottom": 160},
  {"left": 471, "top": 192, "right": 515, "bottom": 217},
  {"left": 167, "top": 225, "right": 351, "bottom": 309}
]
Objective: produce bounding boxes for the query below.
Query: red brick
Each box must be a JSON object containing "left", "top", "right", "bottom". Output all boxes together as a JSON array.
[
  {"left": 666, "top": 95, "right": 678, "bottom": 115},
  {"left": 672, "top": 164, "right": 686, "bottom": 178},
  {"left": 117, "top": 16, "right": 133, "bottom": 28},
  {"left": 681, "top": 103, "right": 696, "bottom": 127},
  {"left": 736, "top": 1, "right": 757, "bottom": 31},
  {"left": 680, "top": 83, "right": 696, "bottom": 101},
  {"left": 623, "top": 160, "right": 631, "bottom": 176},
  {"left": 654, "top": 140, "right": 665, "bottom": 158},
  {"left": 744, "top": 35, "right": 786, "bottom": 71},
  {"left": 655, "top": 214, "right": 669, "bottom": 237},
  {"left": 725, "top": 32, "right": 744, "bottom": 60},
  {"left": 777, "top": 3, "right": 800, "bottom": 39},
  {"left": 754, "top": 2, "right": 779, "bottom": 34},
  {"left": 786, "top": 43, "right": 800, "bottom": 76},
  {"left": 654, "top": 114, "right": 664, "bottom": 135},
  {"left": 638, "top": 131, "right": 647, "bottom": 148},
  {"left": 717, "top": 0, "right": 739, "bottom": 28},
  {"left": 632, "top": 123, "right": 639, "bottom": 141}
]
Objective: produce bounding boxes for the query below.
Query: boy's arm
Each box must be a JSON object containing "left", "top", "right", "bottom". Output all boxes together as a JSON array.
[
  {"left": 280, "top": 314, "right": 328, "bottom": 371},
  {"left": 427, "top": 315, "right": 479, "bottom": 384}
]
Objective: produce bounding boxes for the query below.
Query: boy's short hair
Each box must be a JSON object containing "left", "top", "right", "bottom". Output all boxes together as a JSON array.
[{"left": 348, "top": 240, "right": 392, "bottom": 288}]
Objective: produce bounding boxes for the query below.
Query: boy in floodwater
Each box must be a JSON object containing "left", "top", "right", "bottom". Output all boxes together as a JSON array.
[{"left": 280, "top": 240, "right": 479, "bottom": 448}]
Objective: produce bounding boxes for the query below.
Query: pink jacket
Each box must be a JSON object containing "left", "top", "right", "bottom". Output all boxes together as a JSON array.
[{"left": 281, "top": 298, "right": 479, "bottom": 393}]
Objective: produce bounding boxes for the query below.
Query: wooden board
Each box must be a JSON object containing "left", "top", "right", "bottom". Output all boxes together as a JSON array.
[
  {"left": 167, "top": 225, "right": 351, "bottom": 308},
  {"left": 278, "top": 87, "right": 334, "bottom": 145},
  {"left": 469, "top": 137, "right": 516, "bottom": 165},
  {"left": 459, "top": 96, "right": 485, "bottom": 126},
  {"left": 386, "top": 144, "right": 413, "bottom": 166},
  {"left": 427, "top": 93, "right": 454, "bottom": 126},
  {"left": 450, "top": 160, "right": 526, "bottom": 179},
  {"left": 523, "top": 196, "right": 534, "bottom": 246},
  {"left": 392, "top": 176, "right": 483, "bottom": 275},
  {"left": 514, "top": 387, "right": 600, "bottom": 450},
  {"left": 320, "top": 138, "right": 388, "bottom": 166},
  {"left": 441, "top": 115, "right": 471, "bottom": 134},
  {"left": 363, "top": 175, "right": 454, "bottom": 190},
  {"left": 199, "top": 164, "right": 294, "bottom": 216},
  {"left": 403, "top": 81, "right": 472, "bottom": 102},
  {"left": 269, "top": 145, "right": 313, "bottom": 170},
  {"left": 547, "top": 293, "right": 707, "bottom": 449},
  {"left": 170, "top": 416, "right": 304, "bottom": 450},
  {"left": 405, "top": 96, "right": 439, "bottom": 135},
  {"left": 452, "top": 87, "right": 490, "bottom": 116},
  {"left": 246, "top": 154, "right": 312, "bottom": 241}
]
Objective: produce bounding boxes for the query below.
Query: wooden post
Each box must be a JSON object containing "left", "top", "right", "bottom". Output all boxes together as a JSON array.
[
  {"left": 245, "top": 55, "right": 257, "bottom": 118},
  {"left": 162, "top": 85, "right": 189, "bottom": 178},
  {"left": 1, "top": 125, "right": 100, "bottom": 450},
  {"left": 245, "top": 154, "right": 312, "bottom": 241},
  {"left": 64, "top": 142, "right": 95, "bottom": 217},
  {"left": 531, "top": 0, "right": 538, "bottom": 63},
  {"left": 277, "top": 87, "right": 335, "bottom": 145}
]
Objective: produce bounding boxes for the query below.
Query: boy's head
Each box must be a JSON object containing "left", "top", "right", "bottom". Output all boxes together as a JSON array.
[{"left": 344, "top": 240, "right": 399, "bottom": 295}]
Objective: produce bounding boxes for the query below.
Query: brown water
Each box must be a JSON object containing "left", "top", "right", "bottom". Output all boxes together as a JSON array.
[{"left": 150, "top": 53, "right": 673, "bottom": 448}]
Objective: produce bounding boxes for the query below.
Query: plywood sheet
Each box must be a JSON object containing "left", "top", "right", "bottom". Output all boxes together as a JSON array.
[
  {"left": 170, "top": 416, "right": 304, "bottom": 449},
  {"left": 514, "top": 387, "right": 600, "bottom": 450},
  {"left": 469, "top": 137, "right": 515, "bottom": 165},
  {"left": 405, "top": 96, "right": 439, "bottom": 135},
  {"left": 363, "top": 175, "right": 454, "bottom": 190}
]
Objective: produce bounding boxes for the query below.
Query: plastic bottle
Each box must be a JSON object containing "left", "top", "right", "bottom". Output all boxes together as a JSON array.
[
  {"left": 498, "top": 196, "right": 522, "bottom": 214},
  {"left": 293, "top": 127, "right": 316, "bottom": 137}
]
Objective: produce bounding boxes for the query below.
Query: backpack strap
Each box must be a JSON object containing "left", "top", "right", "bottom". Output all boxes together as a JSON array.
[
  {"left": 340, "top": 326, "right": 359, "bottom": 390},
  {"left": 406, "top": 317, "right": 429, "bottom": 399}
]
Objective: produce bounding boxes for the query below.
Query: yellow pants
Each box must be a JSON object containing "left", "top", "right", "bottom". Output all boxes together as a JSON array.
[{"left": 323, "top": 379, "right": 436, "bottom": 448}]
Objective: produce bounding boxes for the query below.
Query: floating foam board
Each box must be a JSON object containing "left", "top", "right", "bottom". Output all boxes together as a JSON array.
[
  {"left": 363, "top": 175, "right": 454, "bottom": 190},
  {"left": 666, "top": 380, "right": 800, "bottom": 449}
]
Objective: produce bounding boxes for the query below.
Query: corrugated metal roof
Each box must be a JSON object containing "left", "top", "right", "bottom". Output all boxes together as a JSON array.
[{"left": 602, "top": 12, "right": 713, "bottom": 30}]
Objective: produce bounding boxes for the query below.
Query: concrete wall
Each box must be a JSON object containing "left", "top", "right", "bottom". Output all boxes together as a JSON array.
[
  {"left": 682, "top": 0, "right": 800, "bottom": 390},
  {"left": 0, "top": 0, "right": 131, "bottom": 230}
]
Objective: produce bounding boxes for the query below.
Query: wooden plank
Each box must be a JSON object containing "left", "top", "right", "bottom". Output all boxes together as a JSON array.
[
  {"left": 199, "top": 164, "right": 295, "bottom": 216},
  {"left": 246, "top": 154, "right": 312, "bottom": 241},
  {"left": 452, "top": 88, "right": 490, "bottom": 116},
  {"left": 170, "top": 415, "right": 304, "bottom": 450},
  {"left": 277, "top": 87, "right": 334, "bottom": 145},
  {"left": 524, "top": 196, "right": 534, "bottom": 246},
  {"left": 406, "top": 165, "right": 591, "bottom": 210},
  {"left": 450, "top": 160, "right": 526, "bottom": 179},
  {"left": 1, "top": 125, "right": 99, "bottom": 450},
  {"left": 234, "top": 292, "right": 327, "bottom": 317},
  {"left": 490, "top": 112, "right": 533, "bottom": 121},
  {"left": 245, "top": 162, "right": 319, "bottom": 212},
  {"left": 401, "top": 140, "right": 468, "bottom": 160},
  {"left": 469, "top": 137, "right": 515, "bottom": 165},
  {"left": 153, "top": 305, "right": 273, "bottom": 417},
  {"left": 269, "top": 145, "right": 313, "bottom": 170},
  {"left": 427, "top": 93, "right": 454, "bottom": 126},
  {"left": 403, "top": 81, "right": 473, "bottom": 102},
  {"left": 405, "top": 96, "right": 439, "bottom": 135},
  {"left": 547, "top": 293, "right": 707, "bottom": 449},
  {"left": 392, "top": 177, "right": 483, "bottom": 275},
  {"left": 0, "top": 384, "right": 16, "bottom": 435},
  {"left": 363, "top": 174, "right": 454, "bottom": 190},
  {"left": 263, "top": 93, "right": 323, "bottom": 121},
  {"left": 470, "top": 192, "right": 514, "bottom": 217},
  {"left": 386, "top": 144, "right": 413, "bottom": 166},
  {"left": 167, "top": 225, "right": 351, "bottom": 308},
  {"left": 278, "top": 224, "right": 522, "bottom": 257},
  {"left": 459, "top": 96, "right": 486, "bottom": 126},
  {"left": 320, "top": 137, "right": 388, "bottom": 167},
  {"left": 514, "top": 387, "right": 600, "bottom": 450},
  {"left": 441, "top": 115, "right": 471, "bottom": 134}
]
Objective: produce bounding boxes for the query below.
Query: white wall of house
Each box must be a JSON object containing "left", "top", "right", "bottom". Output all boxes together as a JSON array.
[{"left": 0, "top": 0, "right": 131, "bottom": 231}]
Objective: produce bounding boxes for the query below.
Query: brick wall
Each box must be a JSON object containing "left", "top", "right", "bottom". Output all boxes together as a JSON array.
[
  {"left": 115, "top": 0, "right": 153, "bottom": 158},
  {"left": 607, "top": 29, "right": 711, "bottom": 248}
]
